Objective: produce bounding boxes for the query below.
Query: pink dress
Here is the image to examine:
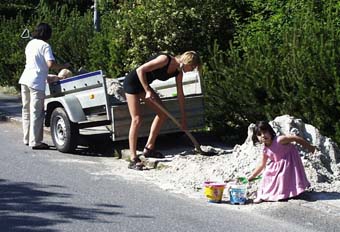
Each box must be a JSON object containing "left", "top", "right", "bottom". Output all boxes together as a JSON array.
[{"left": 257, "top": 136, "right": 310, "bottom": 201}]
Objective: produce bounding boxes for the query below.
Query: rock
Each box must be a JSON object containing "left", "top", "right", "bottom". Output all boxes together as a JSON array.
[{"left": 105, "top": 78, "right": 126, "bottom": 103}]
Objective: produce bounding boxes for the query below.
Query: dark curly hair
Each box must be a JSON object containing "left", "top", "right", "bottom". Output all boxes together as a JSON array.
[
  {"left": 31, "top": 23, "right": 52, "bottom": 41},
  {"left": 252, "top": 121, "right": 276, "bottom": 145}
]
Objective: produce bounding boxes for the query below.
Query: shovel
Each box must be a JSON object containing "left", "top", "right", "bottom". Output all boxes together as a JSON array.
[
  {"left": 151, "top": 100, "right": 216, "bottom": 156},
  {"left": 237, "top": 175, "right": 262, "bottom": 184}
]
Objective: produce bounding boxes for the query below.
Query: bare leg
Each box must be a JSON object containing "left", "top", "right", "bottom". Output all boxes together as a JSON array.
[
  {"left": 143, "top": 94, "right": 167, "bottom": 150},
  {"left": 126, "top": 93, "right": 144, "bottom": 160}
]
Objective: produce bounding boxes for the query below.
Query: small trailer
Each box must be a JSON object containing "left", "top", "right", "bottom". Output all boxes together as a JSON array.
[{"left": 44, "top": 70, "right": 205, "bottom": 153}]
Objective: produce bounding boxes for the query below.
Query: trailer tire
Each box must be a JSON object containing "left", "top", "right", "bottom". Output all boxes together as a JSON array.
[{"left": 50, "top": 107, "right": 79, "bottom": 153}]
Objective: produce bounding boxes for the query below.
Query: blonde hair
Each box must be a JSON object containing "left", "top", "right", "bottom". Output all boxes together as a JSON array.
[
  {"left": 58, "top": 69, "right": 73, "bottom": 79},
  {"left": 179, "top": 51, "right": 201, "bottom": 67}
]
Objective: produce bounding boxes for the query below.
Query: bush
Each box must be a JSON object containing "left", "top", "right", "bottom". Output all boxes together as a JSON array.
[
  {"left": 204, "top": 0, "right": 340, "bottom": 144},
  {"left": 0, "top": 14, "right": 26, "bottom": 87},
  {"left": 91, "top": 0, "right": 239, "bottom": 77}
]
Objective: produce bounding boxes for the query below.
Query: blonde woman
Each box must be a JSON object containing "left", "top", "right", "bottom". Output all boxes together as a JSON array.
[{"left": 123, "top": 51, "right": 201, "bottom": 170}]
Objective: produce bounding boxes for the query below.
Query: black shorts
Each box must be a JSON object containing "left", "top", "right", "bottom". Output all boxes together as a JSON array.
[{"left": 123, "top": 69, "right": 145, "bottom": 94}]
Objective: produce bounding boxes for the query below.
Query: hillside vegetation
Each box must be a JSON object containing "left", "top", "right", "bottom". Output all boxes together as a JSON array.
[{"left": 1, "top": 0, "right": 339, "bottom": 145}]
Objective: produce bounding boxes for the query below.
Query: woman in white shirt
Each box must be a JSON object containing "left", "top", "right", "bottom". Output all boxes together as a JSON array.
[{"left": 19, "top": 23, "right": 69, "bottom": 149}]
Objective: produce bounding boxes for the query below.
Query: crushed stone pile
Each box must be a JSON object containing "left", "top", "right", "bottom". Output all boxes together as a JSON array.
[
  {"left": 145, "top": 115, "right": 340, "bottom": 198},
  {"left": 106, "top": 78, "right": 126, "bottom": 103}
]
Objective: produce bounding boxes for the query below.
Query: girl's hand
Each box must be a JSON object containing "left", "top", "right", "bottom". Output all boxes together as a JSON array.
[{"left": 247, "top": 176, "right": 253, "bottom": 182}]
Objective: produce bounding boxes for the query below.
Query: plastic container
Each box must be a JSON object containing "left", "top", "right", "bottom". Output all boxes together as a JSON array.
[
  {"left": 203, "top": 181, "right": 226, "bottom": 203},
  {"left": 229, "top": 184, "right": 247, "bottom": 205}
]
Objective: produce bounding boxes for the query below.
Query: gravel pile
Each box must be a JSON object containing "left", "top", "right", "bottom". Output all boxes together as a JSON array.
[{"left": 141, "top": 115, "right": 340, "bottom": 199}]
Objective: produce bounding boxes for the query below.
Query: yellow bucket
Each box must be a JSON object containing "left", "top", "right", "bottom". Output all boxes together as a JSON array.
[{"left": 204, "top": 181, "right": 226, "bottom": 203}]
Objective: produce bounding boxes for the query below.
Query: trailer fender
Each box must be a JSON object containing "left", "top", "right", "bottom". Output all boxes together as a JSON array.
[{"left": 47, "top": 95, "right": 86, "bottom": 123}]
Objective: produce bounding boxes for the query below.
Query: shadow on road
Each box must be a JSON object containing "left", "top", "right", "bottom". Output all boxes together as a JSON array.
[
  {"left": 296, "top": 190, "right": 340, "bottom": 202},
  {"left": 47, "top": 129, "right": 225, "bottom": 159},
  {"left": 49, "top": 132, "right": 128, "bottom": 158},
  {"left": 0, "top": 178, "right": 122, "bottom": 231}
]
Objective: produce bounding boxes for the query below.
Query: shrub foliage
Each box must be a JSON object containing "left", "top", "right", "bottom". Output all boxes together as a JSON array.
[{"left": 204, "top": 0, "right": 340, "bottom": 143}]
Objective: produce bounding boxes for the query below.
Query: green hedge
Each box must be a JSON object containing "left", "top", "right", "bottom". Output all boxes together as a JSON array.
[
  {"left": 0, "top": 14, "right": 26, "bottom": 87},
  {"left": 204, "top": 0, "right": 340, "bottom": 144}
]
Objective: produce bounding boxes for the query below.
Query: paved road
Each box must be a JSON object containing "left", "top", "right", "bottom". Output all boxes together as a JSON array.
[{"left": 2, "top": 121, "right": 339, "bottom": 232}]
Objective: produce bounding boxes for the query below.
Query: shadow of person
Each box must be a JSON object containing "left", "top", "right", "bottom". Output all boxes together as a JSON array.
[
  {"left": 293, "top": 190, "right": 340, "bottom": 202},
  {"left": 0, "top": 179, "right": 123, "bottom": 231}
]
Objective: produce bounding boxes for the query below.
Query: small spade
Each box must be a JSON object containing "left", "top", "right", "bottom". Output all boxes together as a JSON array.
[{"left": 237, "top": 175, "right": 262, "bottom": 184}]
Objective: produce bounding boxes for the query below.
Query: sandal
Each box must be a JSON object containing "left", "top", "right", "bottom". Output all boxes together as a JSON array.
[
  {"left": 142, "top": 147, "right": 165, "bottom": 158},
  {"left": 128, "top": 157, "right": 144, "bottom": 171},
  {"left": 32, "top": 143, "right": 49, "bottom": 150}
]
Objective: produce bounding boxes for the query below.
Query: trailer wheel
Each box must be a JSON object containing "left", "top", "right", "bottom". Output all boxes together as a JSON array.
[{"left": 50, "top": 107, "right": 79, "bottom": 153}]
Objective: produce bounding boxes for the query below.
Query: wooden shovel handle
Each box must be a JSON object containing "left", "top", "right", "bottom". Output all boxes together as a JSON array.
[{"left": 151, "top": 100, "right": 202, "bottom": 151}]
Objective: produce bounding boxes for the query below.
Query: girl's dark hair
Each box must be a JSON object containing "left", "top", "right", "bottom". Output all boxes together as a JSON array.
[
  {"left": 31, "top": 23, "right": 52, "bottom": 41},
  {"left": 252, "top": 121, "right": 276, "bottom": 145}
]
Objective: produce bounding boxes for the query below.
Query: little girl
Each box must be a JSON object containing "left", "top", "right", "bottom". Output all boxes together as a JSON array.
[{"left": 248, "top": 121, "right": 315, "bottom": 203}]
